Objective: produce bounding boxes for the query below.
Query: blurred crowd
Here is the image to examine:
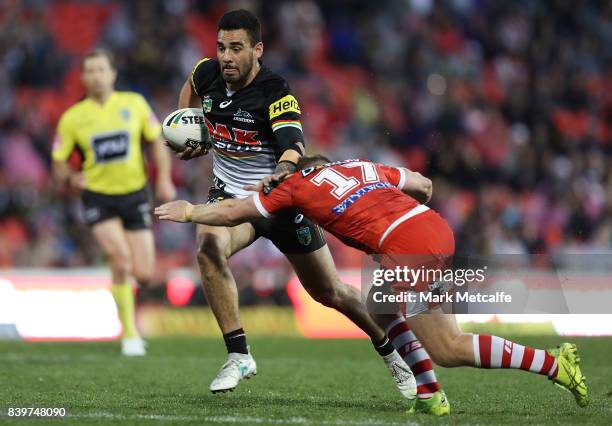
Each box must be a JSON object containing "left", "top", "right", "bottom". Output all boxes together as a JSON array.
[{"left": 1, "top": 0, "right": 611, "bottom": 283}]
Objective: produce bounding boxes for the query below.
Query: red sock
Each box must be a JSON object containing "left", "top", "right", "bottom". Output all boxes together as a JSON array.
[
  {"left": 386, "top": 317, "right": 441, "bottom": 398},
  {"left": 472, "top": 335, "right": 558, "bottom": 378}
]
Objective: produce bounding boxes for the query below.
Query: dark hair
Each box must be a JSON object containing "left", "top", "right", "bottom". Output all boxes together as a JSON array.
[
  {"left": 218, "top": 9, "right": 261, "bottom": 46},
  {"left": 297, "top": 154, "right": 331, "bottom": 170},
  {"left": 83, "top": 48, "right": 115, "bottom": 69}
]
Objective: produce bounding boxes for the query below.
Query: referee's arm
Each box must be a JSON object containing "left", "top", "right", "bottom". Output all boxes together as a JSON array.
[
  {"left": 140, "top": 96, "right": 176, "bottom": 202},
  {"left": 151, "top": 135, "right": 176, "bottom": 202},
  {"left": 52, "top": 159, "right": 86, "bottom": 190},
  {"left": 51, "top": 115, "right": 86, "bottom": 190}
]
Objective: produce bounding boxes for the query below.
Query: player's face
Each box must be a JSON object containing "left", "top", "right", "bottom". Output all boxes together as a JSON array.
[
  {"left": 82, "top": 56, "right": 116, "bottom": 97},
  {"left": 217, "top": 29, "right": 263, "bottom": 86}
]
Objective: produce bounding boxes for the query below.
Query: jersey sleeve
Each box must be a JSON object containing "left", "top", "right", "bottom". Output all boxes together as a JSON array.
[
  {"left": 377, "top": 164, "right": 406, "bottom": 188},
  {"left": 190, "top": 58, "right": 219, "bottom": 97},
  {"left": 137, "top": 94, "right": 162, "bottom": 142},
  {"left": 51, "top": 112, "right": 76, "bottom": 161},
  {"left": 267, "top": 80, "right": 305, "bottom": 153},
  {"left": 252, "top": 179, "right": 295, "bottom": 218}
]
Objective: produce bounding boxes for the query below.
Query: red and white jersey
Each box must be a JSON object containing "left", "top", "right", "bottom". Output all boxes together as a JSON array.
[{"left": 253, "top": 159, "right": 430, "bottom": 253}]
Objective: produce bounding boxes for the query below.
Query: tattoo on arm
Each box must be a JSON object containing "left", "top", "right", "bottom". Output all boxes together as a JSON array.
[{"left": 274, "top": 160, "right": 297, "bottom": 174}]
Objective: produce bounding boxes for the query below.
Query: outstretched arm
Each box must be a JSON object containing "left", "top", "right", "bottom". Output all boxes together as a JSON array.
[{"left": 154, "top": 198, "right": 263, "bottom": 227}]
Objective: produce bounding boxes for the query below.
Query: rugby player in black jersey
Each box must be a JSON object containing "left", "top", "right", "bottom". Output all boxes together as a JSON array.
[{"left": 172, "top": 9, "right": 416, "bottom": 397}]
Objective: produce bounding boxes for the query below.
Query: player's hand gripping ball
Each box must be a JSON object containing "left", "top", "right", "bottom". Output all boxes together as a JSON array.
[{"left": 162, "top": 108, "right": 212, "bottom": 159}]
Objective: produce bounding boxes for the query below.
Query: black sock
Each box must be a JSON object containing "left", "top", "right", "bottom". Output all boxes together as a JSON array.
[
  {"left": 372, "top": 336, "right": 395, "bottom": 357},
  {"left": 223, "top": 328, "right": 248, "bottom": 354}
]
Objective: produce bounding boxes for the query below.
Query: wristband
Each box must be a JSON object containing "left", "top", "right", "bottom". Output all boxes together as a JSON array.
[{"left": 185, "top": 204, "right": 194, "bottom": 222}]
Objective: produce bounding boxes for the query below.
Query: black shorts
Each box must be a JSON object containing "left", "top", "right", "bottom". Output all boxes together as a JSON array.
[
  {"left": 207, "top": 186, "right": 326, "bottom": 254},
  {"left": 81, "top": 187, "right": 152, "bottom": 230}
]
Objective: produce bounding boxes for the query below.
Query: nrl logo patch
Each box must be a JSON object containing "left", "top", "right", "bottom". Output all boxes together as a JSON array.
[
  {"left": 120, "top": 108, "right": 130, "bottom": 121},
  {"left": 296, "top": 226, "right": 312, "bottom": 246},
  {"left": 203, "top": 96, "right": 212, "bottom": 113}
]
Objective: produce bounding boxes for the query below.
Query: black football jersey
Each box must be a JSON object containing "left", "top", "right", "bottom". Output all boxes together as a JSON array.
[{"left": 191, "top": 58, "right": 304, "bottom": 197}]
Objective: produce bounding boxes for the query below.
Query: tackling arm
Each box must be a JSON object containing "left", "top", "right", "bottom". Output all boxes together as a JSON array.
[
  {"left": 155, "top": 198, "right": 263, "bottom": 227},
  {"left": 191, "top": 198, "right": 263, "bottom": 226}
]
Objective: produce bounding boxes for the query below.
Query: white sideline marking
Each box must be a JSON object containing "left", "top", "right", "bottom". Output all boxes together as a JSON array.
[
  {"left": 70, "top": 412, "right": 417, "bottom": 425},
  {"left": 0, "top": 352, "right": 225, "bottom": 363}
]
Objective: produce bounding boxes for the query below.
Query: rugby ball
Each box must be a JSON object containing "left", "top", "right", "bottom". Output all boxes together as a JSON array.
[{"left": 162, "top": 108, "right": 210, "bottom": 152}]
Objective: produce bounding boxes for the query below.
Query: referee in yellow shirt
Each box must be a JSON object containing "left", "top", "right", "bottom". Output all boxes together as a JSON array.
[{"left": 52, "top": 49, "right": 175, "bottom": 356}]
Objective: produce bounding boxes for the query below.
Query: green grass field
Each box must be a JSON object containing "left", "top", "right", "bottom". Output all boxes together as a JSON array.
[{"left": 1, "top": 336, "right": 611, "bottom": 425}]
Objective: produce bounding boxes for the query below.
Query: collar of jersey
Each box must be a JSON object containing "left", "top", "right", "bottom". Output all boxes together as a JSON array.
[{"left": 85, "top": 91, "right": 117, "bottom": 108}]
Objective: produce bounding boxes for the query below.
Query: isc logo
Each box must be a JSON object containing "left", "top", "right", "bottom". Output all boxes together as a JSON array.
[{"left": 269, "top": 95, "right": 301, "bottom": 119}]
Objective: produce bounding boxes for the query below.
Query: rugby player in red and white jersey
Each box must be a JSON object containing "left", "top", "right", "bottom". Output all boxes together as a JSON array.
[{"left": 156, "top": 155, "right": 589, "bottom": 415}]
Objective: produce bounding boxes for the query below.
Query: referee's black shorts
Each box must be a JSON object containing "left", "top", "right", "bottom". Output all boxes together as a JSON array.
[
  {"left": 81, "top": 187, "right": 152, "bottom": 230},
  {"left": 206, "top": 187, "right": 326, "bottom": 254}
]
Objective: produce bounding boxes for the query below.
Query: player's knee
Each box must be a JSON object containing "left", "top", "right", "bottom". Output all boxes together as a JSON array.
[
  {"left": 133, "top": 268, "right": 153, "bottom": 287},
  {"left": 310, "top": 285, "right": 342, "bottom": 309},
  {"left": 197, "top": 233, "right": 230, "bottom": 270},
  {"left": 110, "top": 254, "right": 132, "bottom": 280}
]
